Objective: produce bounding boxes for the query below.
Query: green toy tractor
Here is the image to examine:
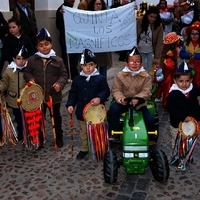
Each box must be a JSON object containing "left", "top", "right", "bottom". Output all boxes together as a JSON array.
[{"left": 103, "top": 96, "right": 169, "bottom": 184}]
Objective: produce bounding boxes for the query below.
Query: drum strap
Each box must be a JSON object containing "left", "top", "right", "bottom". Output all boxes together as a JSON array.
[{"left": 69, "top": 113, "right": 74, "bottom": 157}]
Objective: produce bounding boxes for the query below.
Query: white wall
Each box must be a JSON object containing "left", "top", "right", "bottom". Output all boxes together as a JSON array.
[{"left": 1, "top": 0, "right": 10, "bottom": 11}]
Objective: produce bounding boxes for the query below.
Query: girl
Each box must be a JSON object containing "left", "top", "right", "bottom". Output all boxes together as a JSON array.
[
  {"left": 156, "top": 32, "right": 181, "bottom": 107},
  {"left": 3, "top": 17, "right": 34, "bottom": 63},
  {"left": 0, "top": 45, "right": 28, "bottom": 141},
  {"left": 180, "top": 21, "right": 200, "bottom": 86},
  {"left": 137, "top": 6, "right": 163, "bottom": 72}
]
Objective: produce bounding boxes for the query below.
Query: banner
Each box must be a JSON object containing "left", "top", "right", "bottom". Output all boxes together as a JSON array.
[{"left": 63, "top": 3, "right": 137, "bottom": 53}]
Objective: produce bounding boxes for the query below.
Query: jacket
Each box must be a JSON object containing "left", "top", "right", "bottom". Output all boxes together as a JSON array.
[
  {"left": 24, "top": 54, "right": 68, "bottom": 103},
  {"left": 0, "top": 12, "right": 8, "bottom": 41},
  {"left": 95, "top": 52, "right": 112, "bottom": 68},
  {"left": 66, "top": 74, "right": 110, "bottom": 120},
  {"left": 166, "top": 85, "right": 200, "bottom": 128},
  {"left": 112, "top": 70, "right": 152, "bottom": 109},
  {"left": 137, "top": 17, "right": 164, "bottom": 59},
  {"left": 3, "top": 33, "right": 35, "bottom": 63},
  {"left": 0, "top": 68, "right": 26, "bottom": 108}
]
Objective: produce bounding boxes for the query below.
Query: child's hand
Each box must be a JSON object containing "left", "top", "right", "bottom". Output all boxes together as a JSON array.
[
  {"left": 184, "top": 116, "right": 191, "bottom": 122},
  {"left": 91, "top": 97, "right": 100, "bottom": 106},
  {"left": 119, "top": 98, "right": 127, "bottom": 105},
  {"left": 131, "top": 99, "right": 139, "bottom": 106},
  {"left": 53, "top": 83, "right": 61, "bottom": 92},
  {"left": 67, "top": 106, "right": 73, "bottom": 114}
]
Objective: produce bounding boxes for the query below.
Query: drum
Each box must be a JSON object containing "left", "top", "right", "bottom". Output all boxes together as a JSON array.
[
  {"left": 83, "top": 102, "right": 108, "bottom": 161},
  {"left": 19, "top": 82, "right": 43, "bottom": 112},
  {"left": 179, "top": 117, "right": 199, "bottom": 138},
  {"left": 83, "top": 102, "right": 107, "bottom": 124}
]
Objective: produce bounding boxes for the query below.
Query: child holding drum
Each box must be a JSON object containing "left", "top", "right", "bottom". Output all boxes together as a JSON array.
[
  {"left": 0, "top": 45, "right": 28, "bottom": 141},
  {"left": 66, "top": 49, "right": 110, "bottom": 160},
  {"left": 166, "top": 61, "right": 200, "bottom": 149},
  {"left": 24, "top": 28, "right": 68, "bottom": 148}
]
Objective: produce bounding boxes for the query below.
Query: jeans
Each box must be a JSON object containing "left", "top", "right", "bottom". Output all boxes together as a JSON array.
[
  {"left": 140, "top": 52, "right": 153, "bottom": 72},
  {"left": 109, "top": 102, "right": 155, "bottom": 131},
  {"left": 59, "top": 37, "right": 79, "bottom": 80}
]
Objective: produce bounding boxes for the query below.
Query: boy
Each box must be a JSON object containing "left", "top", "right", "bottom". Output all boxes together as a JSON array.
[
  {"left": 24, "top": 28, "right": 68, "bottom": 148},
  {"left": 66, "top": 49, "right": 110, "bottom": 160},
  {"left": 166, "top": 61, "right": 200, "bottom": 149},
  {"left": 0, "top": 45, "right": 28, "bottom": 141},
  {"left": 109, "top": 46, "right": 155, "bottom": 133}
]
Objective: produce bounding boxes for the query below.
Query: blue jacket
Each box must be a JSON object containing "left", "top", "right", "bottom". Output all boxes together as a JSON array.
[{"left": 66, "top": 74, "right": 110, "bottom": 120}]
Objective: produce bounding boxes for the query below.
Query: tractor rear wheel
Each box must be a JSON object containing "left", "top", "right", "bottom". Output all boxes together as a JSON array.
[
  {"left": 103, "top": 150, "right": 118, "bottom": 184},
  {"left": 149, "top": 147, "right": 169, "bottom": 182}
]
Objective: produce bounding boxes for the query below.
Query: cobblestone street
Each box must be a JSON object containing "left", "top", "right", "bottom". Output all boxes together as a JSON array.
[{"left": 1, "top": 53, "right": 200, "bottom": 200}]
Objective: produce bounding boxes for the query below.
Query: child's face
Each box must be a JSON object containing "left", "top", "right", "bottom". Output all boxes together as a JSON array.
[
  {"left": 174, "top": 75, "right": 192, "bottom": 91},
  {"left": 190, "top": 30, "right": 199, "bottom": 42},
  {"left": 125, "top": 55, "right": 143, "bottom": 71},
  {"left": 36, "top": 40, "right": 52, "bottom": 55},
  {"left": 13, "top": 55, "right": 27, "bottom": 67},
  {"left": 9, "top": 22, "right": 21, "bottom": 37},
  {"left": 81, "top": 62, "right": 97, "bottom": 75}
]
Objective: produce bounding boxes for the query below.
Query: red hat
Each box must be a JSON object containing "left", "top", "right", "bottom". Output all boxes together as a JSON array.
[
  {"left": 163, "top": 32, "right": 181, "bottom": 44},
  {"left": 186, "top": 21, "right": 200, "bottom": 35}
]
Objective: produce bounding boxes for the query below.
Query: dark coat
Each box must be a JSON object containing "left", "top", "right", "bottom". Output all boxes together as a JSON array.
[
  {"left": 24, "top": 54, "right": 68, "bottom": 103},
  {"left": 166, "top": 85, "right": 200, "bottom": 128},
  {"left": 3, "top": 33, "right": 35, "bottom": 63},
  {"left": 66, "top": 74, "right": 110, "bottom": 120},
  {"left": 0, "top": 12, "right": 8, "bottom": 40},
  {"left": 11, "top": 3, "right": 38, "bottom": 44}
]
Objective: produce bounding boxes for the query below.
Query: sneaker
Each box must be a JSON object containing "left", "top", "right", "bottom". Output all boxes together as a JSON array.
[
  {"left": 155, "top": 98, "right": 161, "bottom": 102},
  {"left": 56, "top": 138, "right": 64, "bottom": 148},
  {"left": 76, "top": 151, "right": 88, "bottom": 160}
]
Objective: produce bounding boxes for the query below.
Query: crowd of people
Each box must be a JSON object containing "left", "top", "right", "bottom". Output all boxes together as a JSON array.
[{"left": 0, "top": 0, "right": 200, "bottom": 161}]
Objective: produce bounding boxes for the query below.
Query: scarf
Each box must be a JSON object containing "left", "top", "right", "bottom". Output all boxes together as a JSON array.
[
  {"left": 35, "top": 49, "right": 56, "bottom": 58},
  {"left": 80, "top": 68, "right": 100, "bottom": 82},
  {"left": 122, "top": 66, "right": 146, "bottom": 76},
  {"left": 7, "top": 61, "right": 27, "bottom": 73},
  {"left": 169, "top": 83, "right": 193, "bottom": 96}
]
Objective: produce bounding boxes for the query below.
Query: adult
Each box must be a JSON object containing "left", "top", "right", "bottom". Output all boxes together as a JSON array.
[
  {"left": 110, "top": 0, "right": 122, "bottom": 9},
  {"left": 11, "top": 0, "right": 38, "bottom": 47},
  {"left": 87, "top": 0, "right": 112, "bottom": 80},
  {"left": 180, "top": 21, "right": 200, "bottom": 86},
  {"left": 56, "top": 0, "right": 79, "bottom": 81},
  {"left": 157, "top": 0, "right": 174, "bottom": 36},
  {"left": 137, "top": 6, "right": 164, "bottom": 72},
  {"left": 179, "top": 0, "right": 199, "bottom": 39},
  {"left": 0, "top": 11, "right": 8, "bottom": 73}
]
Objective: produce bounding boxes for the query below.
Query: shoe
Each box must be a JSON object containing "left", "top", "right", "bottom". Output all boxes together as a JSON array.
[
  {"left": 76, "top": 151, "right": 88, "bottom": 160},
  {"left": 56, "top": 138, "right": 63, "bottom": 148},
  {"left": 155, "top": 98, "right": 161, "bottom": 102}
]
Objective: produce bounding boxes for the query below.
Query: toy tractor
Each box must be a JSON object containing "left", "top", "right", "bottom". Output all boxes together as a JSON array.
[{"left": 103, "top": 97, "right": 170, "bottom": 184}]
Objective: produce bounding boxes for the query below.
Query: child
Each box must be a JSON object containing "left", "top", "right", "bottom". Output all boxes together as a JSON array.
[
  {"left": 3, "top": 17, "right": 34, "bottom": 64},
  {"left": 166, "top": 61, "right": 200, "bottom": 149},
  {"left": 66, "top": 49, "right": 110, "bottom": 160},
  {"left": 0, "top": 45, "right": 28, "bottom": 140},
  {"left": 24, "top": 28, "right": 68, "bottom": 148},
  {"left": 156, "top": 32, "right": 181, "bottom": 107},
  {"left": 109, "top": 46, "right": 155, "bottom": 133}
]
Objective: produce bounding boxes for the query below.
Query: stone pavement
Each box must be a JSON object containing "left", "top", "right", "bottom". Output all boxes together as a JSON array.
[{"left": 1, "top": 53, "right": 200, "bottom": 200}]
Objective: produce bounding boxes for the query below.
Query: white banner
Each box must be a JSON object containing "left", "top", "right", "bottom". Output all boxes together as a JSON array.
[{"left": 63, "top": 3, "right": 137, "bottom": 53}]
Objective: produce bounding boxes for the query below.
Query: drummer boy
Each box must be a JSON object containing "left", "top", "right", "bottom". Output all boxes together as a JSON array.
[
  {"left": 166, "top": 61, "right": 200, "bottom": 149},
  {"left": 66, "top": 49, "right": 110, "bottom": 160},
  {"left": 24, "top": 28, "right": 68, "bottom": 148}
]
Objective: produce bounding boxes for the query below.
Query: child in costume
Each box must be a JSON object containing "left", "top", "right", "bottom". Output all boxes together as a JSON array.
[
  {"left": 109, "top": 46, "right": 155, "bottom": 133},
  {"left": 180, "top": 21, "right": 200, "bottom": 87},
  {"left": 166, "top": 61, "right": 200, "bottom": 149},
  {"left": 24, "top": 28, "right": 68, "bottom": 148},
  {"left": 166, "top": 61, "right": 200, "bottom": 170},
  {"left": 156, "top": 32, "right": 181, "bottom": 107},
  {"left": 0, "top": 45, "right": 28, "bottom": 141},
  {"left": 66, "top": 49, "right": 110, "bottom": 160}
]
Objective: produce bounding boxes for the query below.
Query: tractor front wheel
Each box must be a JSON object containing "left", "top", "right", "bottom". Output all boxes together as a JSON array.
[
  {"left": 149, "top": 147, "right": 169, "bottom": 182},
  {"left": 103, "top": 150, "right": 118, "bottom": 184}
]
